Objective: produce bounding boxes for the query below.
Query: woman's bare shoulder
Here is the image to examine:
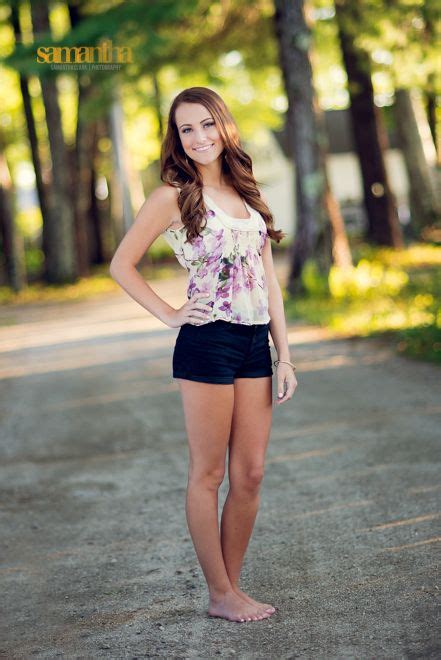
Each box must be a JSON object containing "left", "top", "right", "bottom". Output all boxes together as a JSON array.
[
  {"left": 148, "top": 183, "right": 180, "bottom": 206},
  {"left": 153, "top": 183, "right": 185, "bottom": 230},
  {"left": 143, "top": 184, "right": 182, "bottom": 230}
]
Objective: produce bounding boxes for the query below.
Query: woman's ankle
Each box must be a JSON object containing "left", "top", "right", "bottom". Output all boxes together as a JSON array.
[{"left": 208, "top": 586, "right": 235, "bottom": 601}]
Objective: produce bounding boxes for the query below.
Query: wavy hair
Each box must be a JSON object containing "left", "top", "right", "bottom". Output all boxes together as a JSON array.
[{"left": 160, "top": 86, "right": 285, "bottom": 244}]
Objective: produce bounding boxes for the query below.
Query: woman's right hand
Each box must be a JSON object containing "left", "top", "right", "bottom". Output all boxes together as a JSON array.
[{"left": 167, "top": 292, "right": 212, "bottom": 328}]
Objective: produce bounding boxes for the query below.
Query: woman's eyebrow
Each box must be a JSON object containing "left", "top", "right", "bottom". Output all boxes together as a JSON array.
[{"left": 178, "top": 117, "right": 213, "bottom": 128}]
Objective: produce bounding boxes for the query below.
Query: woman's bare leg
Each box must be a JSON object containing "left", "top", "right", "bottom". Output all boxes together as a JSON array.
[
  {"left": 177, "top": 378, "right": 271, "bottom": 622},
  {"left": 220, "top": 376, "right": 275, "bottom": 613}
]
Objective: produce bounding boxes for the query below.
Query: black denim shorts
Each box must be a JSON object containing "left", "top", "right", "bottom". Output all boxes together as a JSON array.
[{"left": 172, "top": 320, "right": 273, "bottom": 384}]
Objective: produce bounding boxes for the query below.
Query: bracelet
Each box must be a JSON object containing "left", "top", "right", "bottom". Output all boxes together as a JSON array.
[{"left": 274, "top": 359, "right": 297, "bottom": 371}]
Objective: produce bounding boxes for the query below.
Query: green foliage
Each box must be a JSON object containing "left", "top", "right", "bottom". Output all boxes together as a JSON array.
[
  {"left": 286, "top": 242, "right": 441, "bottom": 363},
  {"left": 24, "top": 246, "right": 44, "bottom": 277},
  {"left": 300, "top": 259, "right": 329, "bottom": 297},
  {"left": 396, "top": 323, "right": 441, "bottom": 363},
  {"left": 328, "top": 259, "right": 409, "bottom": 299},
  {"left": 311, "top": 0, "right": 441, "bottom": 109}
]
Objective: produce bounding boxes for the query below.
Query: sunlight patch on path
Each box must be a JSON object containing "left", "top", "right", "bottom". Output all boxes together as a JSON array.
[
  {"left": 357, "top": 512, "right": 441, "bottom": 532},
  {"left": 378, "top": 536, "right": 441, "bottom": 552}
]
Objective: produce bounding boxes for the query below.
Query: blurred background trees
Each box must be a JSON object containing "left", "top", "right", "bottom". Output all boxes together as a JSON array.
[{"left": 0, "top": 0, "right": 439, "bottom": 359}]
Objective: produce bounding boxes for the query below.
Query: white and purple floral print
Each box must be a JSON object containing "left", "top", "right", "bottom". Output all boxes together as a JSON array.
[{"left": 162, "top": 191, "right": 271, "bottom": 326}]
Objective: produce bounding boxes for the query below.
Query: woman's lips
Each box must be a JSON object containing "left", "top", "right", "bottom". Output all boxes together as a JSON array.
[{"left": 193, "top": 144, "right": 214, "bottom": 152}]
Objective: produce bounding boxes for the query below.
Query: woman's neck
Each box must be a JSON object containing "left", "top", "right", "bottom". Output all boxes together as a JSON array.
[{"left": 202, "top": 176, "right": 234, "bottom": 192}]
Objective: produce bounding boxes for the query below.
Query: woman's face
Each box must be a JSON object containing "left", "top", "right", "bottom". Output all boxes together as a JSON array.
[{"left": 175, "top": 102, "right": 224, "bottom": 166}]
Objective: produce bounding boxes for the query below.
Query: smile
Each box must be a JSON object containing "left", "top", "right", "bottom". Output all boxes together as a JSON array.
[{"left": 193, "top": 144, "right": 214, "bottom": 152}]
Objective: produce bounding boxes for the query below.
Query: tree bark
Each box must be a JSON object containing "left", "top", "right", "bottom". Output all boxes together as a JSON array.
[
  {"left": 92, "top": 118, "right": 114, "bottom": 263},
  {"left": 273, "top": 0, "right": 331, "bottom": 295},
  {"left": 311, "top": 26, "right": 353, "bottom": 270},
  {"left": 109, "top": 91, "right": 134, "bottom": 238},
  {"left": 394, "top": 88, "right": 441, "bottom": 232},
  {"left": 421, "top": 3, "right": 440, "bottom": 165},
  {"left": 89, "top": 165, "right": 103, "bottom": 264},
  {"left": 10, "top": 2, "right": 52, "bottom": 279},
  {"left": 152, "top": 71, "right": 164, "bottom": 143},
  {"left": 68, "top": 1, "right": 91, "bottom": 277},
  {"left": 0, "top": 141, "right": 26, "bottom": 291},
  {"left": 75, "top": 80, "right": 97, "bottom": 276},
  {"left": 30, "top": 1, "right": 77, "bottom": 283},
  {"left": 334, "top": 0, "right": 403, "bottom": 248},
  {"left": 425, "top": 90, "right": 440, "bottom": 165}
]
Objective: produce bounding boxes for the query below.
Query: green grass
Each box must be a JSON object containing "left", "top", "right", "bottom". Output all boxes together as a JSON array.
[{"left": 285, "top": 242, "right": 441, "bottom": 364}]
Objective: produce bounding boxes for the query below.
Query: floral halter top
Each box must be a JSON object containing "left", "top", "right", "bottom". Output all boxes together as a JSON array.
[{"left": 161, "top": 189, "right": 270, "bottom": 326}]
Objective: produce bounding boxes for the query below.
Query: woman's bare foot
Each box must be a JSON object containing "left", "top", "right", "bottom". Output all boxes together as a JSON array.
[
  {"left": 232, "top": 585, "right": 276, "bottom": 615},
  {"left": 208, "top": 590, "right": 272, "bottom": 622}
]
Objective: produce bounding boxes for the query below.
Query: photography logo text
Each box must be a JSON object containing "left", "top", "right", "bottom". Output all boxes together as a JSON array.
[{"left": 36, "top": 39, "right": 132, "bottom": 71}]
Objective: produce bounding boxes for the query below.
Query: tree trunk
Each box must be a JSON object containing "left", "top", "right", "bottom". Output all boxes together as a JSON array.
[
  {"left": 152, "top": 71, "right": 164, "bottom": 142},
  {"left": 68, "top": 0, "right": 89, "bottom": 277},
  {"left": 0, "top": 142, "right": 26, "bottom": 291},
  {"left": 10, "top": 2, "right": 52, "bottom": 279},
  {"left": 89, "top": 165, "right": 103, "bottom": 264},
  {"left": 394, "top": 88, "right": 441, "bottom": 232},
  {"left": 75, "top": 80, "right": 97, "bottom": 276},
  {"left": 273, "top": 0, "right": 331, "bottom": 295},
  {"left": 30, "top": 1, "right": 77, "bottom": 283},
  {"left": 93, "top": 118, "right": 114, "bottom": 263},
  {"left": 68, "top": 1, "right": 106, "bottom": 275},
  {"left": 314, "top": 96, "right": 352, "bottom": 270},
  {"left": 425, "top": 90, "right": 440, "bottom": 166},
  {"left": 109, "top": 92, "right": 134, "bottom": 237},
  {"left": 334, "top": 0, "right": 403, "bottom": 248},
  {"left": 421, "top": 3, "right": 440, "bottom": 166}
]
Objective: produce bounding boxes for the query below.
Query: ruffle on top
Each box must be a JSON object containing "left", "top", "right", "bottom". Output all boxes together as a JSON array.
[{"left": 162, "top": 190, "right": 270, "bottom": 325}]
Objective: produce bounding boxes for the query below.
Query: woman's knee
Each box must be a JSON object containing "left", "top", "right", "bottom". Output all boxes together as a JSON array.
[
  {"left": 230, "top": 465, "right": 265, "bottom": 493},
  {"left": 188, "top": 465, "right": 226, "bottom": 491}
]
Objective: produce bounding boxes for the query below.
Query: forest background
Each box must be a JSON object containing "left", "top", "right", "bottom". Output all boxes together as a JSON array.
[{"left": 0, "top": 0, "right": 439, "bottom": 362}]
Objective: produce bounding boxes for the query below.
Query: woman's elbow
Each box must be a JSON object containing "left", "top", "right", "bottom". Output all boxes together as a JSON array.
[
  {"left": 109, "top": 256, "right": 127, "bottom": 281},
  {"left": 109, "top": 258, "right": 118, "bottom": 279}
]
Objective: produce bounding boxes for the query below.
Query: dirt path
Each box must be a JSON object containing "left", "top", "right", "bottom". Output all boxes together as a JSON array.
[{"left": 1, "top": 259, "right": 440, "bottom": 658}]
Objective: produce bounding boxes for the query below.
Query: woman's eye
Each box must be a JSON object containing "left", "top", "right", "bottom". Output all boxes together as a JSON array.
[{"left": 182, "top": 122, "right": 214, "bottom": 134}]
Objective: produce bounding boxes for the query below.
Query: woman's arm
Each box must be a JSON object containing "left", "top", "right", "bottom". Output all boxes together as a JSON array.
[
  {"left": 260, "top": 192, "right": 297, "bottom": 404},
  {"left": 261, "top": 236, "right": 291, "bottom": 362},
  {"left": 109, "top": 185, "right": 180, "bottom": 326},
  {"left": 262, "top": 236, "right": 297, "bottom": 404}
]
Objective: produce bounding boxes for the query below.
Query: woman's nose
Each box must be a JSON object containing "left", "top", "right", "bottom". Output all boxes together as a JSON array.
[{"left": 193, "top": 129, "right": 208, "bottom": 143}]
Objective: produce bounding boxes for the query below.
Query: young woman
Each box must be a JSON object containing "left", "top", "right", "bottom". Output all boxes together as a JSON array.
[{"left": 110, "top": 86, "right": 298, "bottom": 623}]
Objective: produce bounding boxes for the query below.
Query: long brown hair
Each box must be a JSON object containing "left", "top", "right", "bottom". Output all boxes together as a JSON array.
[{"left": 160, "top": 86, "right": 285, "bottom": 244}]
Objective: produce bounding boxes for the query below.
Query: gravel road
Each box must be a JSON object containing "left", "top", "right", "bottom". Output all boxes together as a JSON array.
[{"left": 1, "top": 258, "right": 440, "bottom": 658}]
